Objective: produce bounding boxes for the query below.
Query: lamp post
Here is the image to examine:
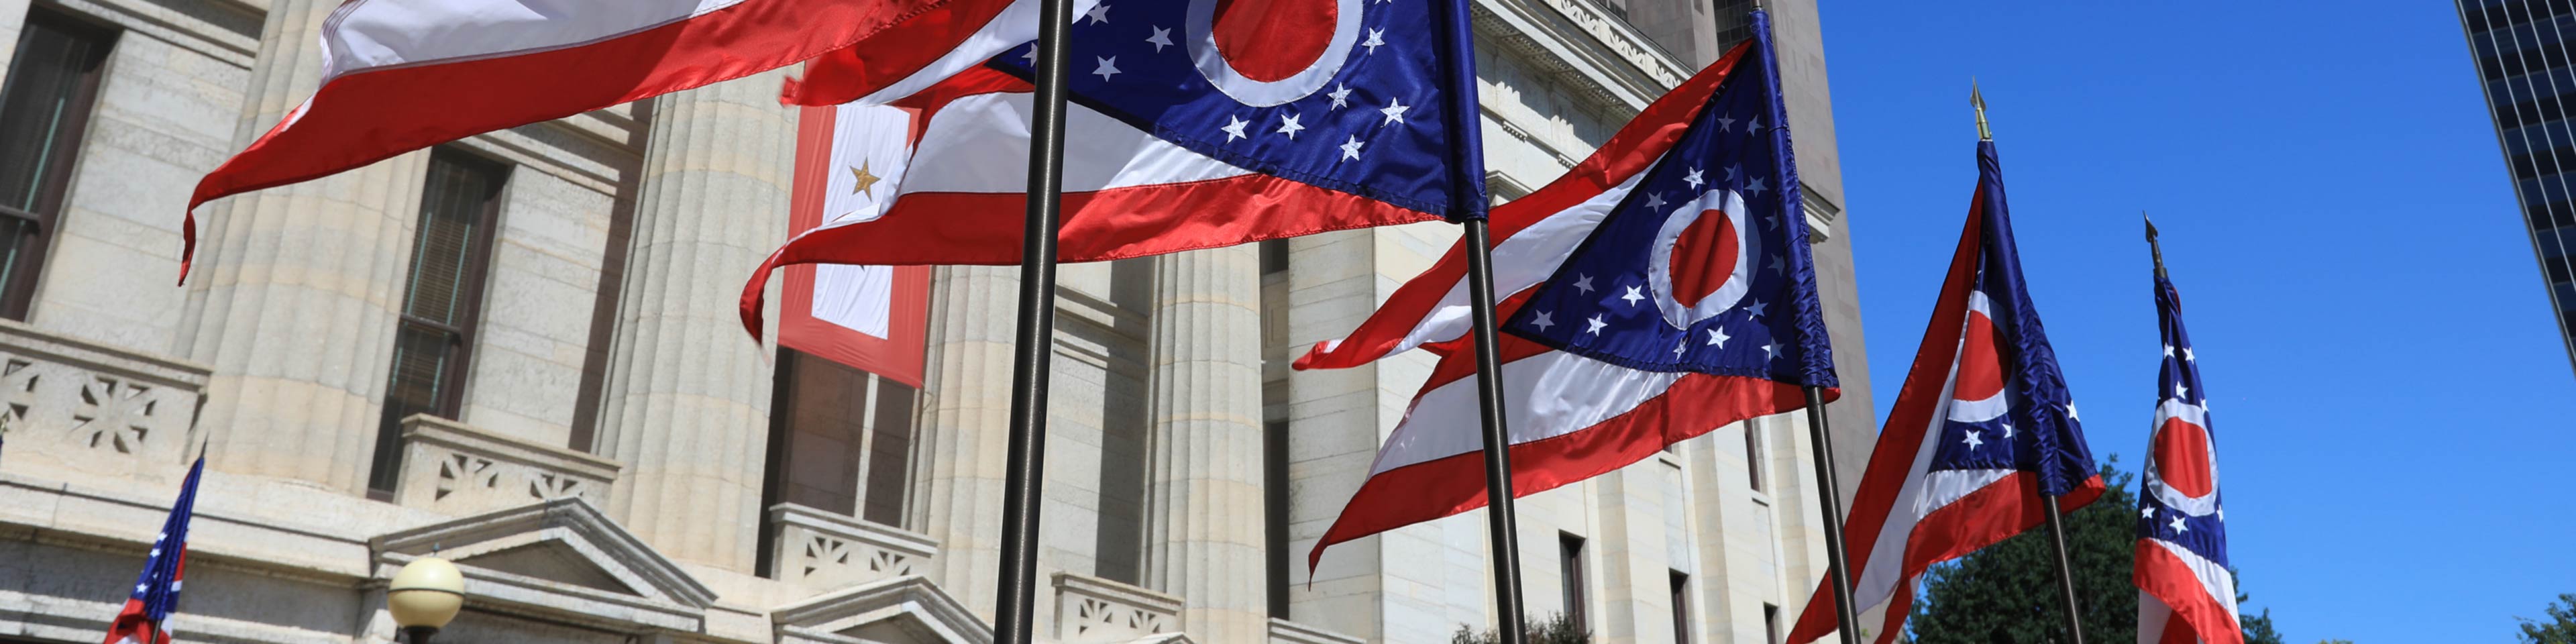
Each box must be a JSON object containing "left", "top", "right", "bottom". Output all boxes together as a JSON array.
[{"left": 388, "top": 557, "right": 464, "bottom": 644}]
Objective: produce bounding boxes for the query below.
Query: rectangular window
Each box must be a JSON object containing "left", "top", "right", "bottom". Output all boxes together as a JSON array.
[
  {"left": 369, "top": 150, "right": 507, "bottom": 494},
  {"left": 1764, "top": 602, "right": 1782, "bottom": 644},
  {"left": 1745, "top": 423, "right": 1766, "bottom": 492},
  {"left": 0, "top": 9, "right": 114, "bottom": 320},
  {"left": 1559, "top": 533, "right": 1589, "bottom": 633},
  {"left": 755, "top": 350, "right": 921, "bottom": 575},
  {"left": 1668, "top": 570, "right": 1691, "bottom": 643}
]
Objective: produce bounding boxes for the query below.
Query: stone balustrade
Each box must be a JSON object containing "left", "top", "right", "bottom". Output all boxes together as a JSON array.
[
  {"left": 393, "top": 414, "right": 623, "bottom": 516},
  {"left": 0, "top": 321, "right": 211, "bottom": 485},
  {"left": 1051, "top": 572, "right": 1185, "bottom": 643},
  {"left": 765, "top": 502, "right": 943, "bottom": 592},
  {"left": 1268, "top": 619, "right": 1364, "bottom": 644}
]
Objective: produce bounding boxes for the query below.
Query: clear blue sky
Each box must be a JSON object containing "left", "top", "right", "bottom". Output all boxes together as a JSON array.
[{"left": 1818, "top": 1, "right": 2576, "bottom": 641}]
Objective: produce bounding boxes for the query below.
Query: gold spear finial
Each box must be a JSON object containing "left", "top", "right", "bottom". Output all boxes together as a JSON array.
[{"left": 1970, "top": 79, "right": 1992, "bottom": 142}]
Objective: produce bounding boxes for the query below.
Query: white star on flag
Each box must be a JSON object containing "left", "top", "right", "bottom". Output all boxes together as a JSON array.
[
  {"left": 1746, "top": 176, "right": 1768, "bottom": 195},
  {"left": 1717, "top": 115, "right": 1735, "bottom": 131},
  {"left": 2183, "top": 347, "right": 2196, "bottom": 362},
  {"left": 2175, "top": 382, "right": 2189, "bottom": 398},
  {"left": 1221, "top": 115, "right": 1250, "bottom": 142},
  {"left": 2169, "top": 516, "right": 2188, "bottom": 533},
  {"left": 1328, "top": 83, "right": 1352, "bottom": 109},
  {"left": 1085, "top": 3, "right": 1110, "bottom": 23},
  {"left": 2001, "top": 421, "right": 2015, "bottom": 438},
  {"left": 2163, "top": 343, "right": 2175, "bottom": 358},
  {"left": 1145, "top": 26, "right": 1173, "bottom": 51},
  {"left": 2141, "top": 506, "right": 2155, "bottom": 519},
  {"left": 1767, "top": 254, "right": 1783, "bottom": 275},
  {"left": 1362, "top": 28, "right": 1385, "bottom": 54},
  {"left": 1621, "top": 286, "right": 1645, "bottom": 307},
  {"left": 1532, "top": 311, "right": 1554, "bottom": 331},
  {"left": 1674, "top": 339, "right": 1688, "bottom": 356},
  {"left": 1762, "top": 341, "right": 1782, "bottom": 360},
  {"left": 1340, "top": 135, "right": 1364, "bottom": 160},
  {"left": 1380, "top": 97, "right": 1410, "bottom": 125},
  {"left": 1708, "top": 327, "right": 1729, "bottom": 347},
  {"left": 1746, "top": 299, "right": 1768, "bottom": 318},
  {"left": 1642, "top": 192, "right": 1666, "bottom": 211},
  {"left": 1963, "top": 430, "right": 1983, "bottom": 449},
  {"left": 2066, "top": 402, "right": 2080, "bottom": 421},
  {"left": 1585, "top": 315, "right": 1607, "bottom": 335},
  {"left": 1091, "top": 56, "right": 1120, "bottom": 80},
  {"left": 1277, "top": 113, "right": 1305, "bottom": 140},
  {"left": 1684, "top": 168, "right": 1705, "bottom": 189},
  {"left": 1572, "top": 274, "right": 1595, "bottom": 293}
]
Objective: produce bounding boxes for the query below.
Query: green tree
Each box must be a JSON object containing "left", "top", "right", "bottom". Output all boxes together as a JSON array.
[
  {"left": 1449, "top": 613, "right": 1589, "bottom": 644},
  {"left": 1907, "top": 464, "right": 2141, "bottom": 644},
  {"left": 1907, "top": 460, "right": 2288, "bottom": 644},
  {"left": 2519, "top": 594, "right": 2576, "bottom": 643}
]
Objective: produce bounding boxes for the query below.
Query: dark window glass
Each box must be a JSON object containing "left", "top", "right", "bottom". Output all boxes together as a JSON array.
[
  {"left": 1558, "top": 533, "right": 1589, "bottom": 633},
  {"left": 1745, "top": 424, "right": 1766, "bottom": 492},
  {"left": 1265, "top": 419, "right": 1291, "bottom": 618},
  {"left": 1259, "top": 238, "right": 1288, "bottom": 274},
  {"left": 1764, "top": 603, "right": 1782, "bottom": 644},
  {"left": 0, "top": 10, "right": 113, "bottom": 320},
  {"left": 755, "top": 350, "right": 922, "bottom": 576},
  {"left": 1668, "top": 571, "right": 1690, "bottom": 643},
  {"left": 369, "top": 150, "right": 506, "bottom": 494}
]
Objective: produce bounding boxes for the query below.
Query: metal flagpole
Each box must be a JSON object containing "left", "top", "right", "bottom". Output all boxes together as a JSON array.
[
  {"left": 2145, "top": 213, "right": 2169, "bottom": 279},
  {"left": 1799, "top": 387, "right": 1863, "bottom": 644},
  {"left": 993, "top": 0, "right": 1075, "bottom": 639},
  {"left": 1976, "top": 82, "right": 2088, "bottom": 644},
  {"left": 1459, "top": 220, "right": 1532, "bottom": 644}
]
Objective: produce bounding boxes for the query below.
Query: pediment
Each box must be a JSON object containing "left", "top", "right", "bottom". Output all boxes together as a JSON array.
[
  {"left": 773, "top": 576, "right": 991, "bottom": 644},
  {"left": 372, "top": 497, "right": 715, "bottom": 631}
]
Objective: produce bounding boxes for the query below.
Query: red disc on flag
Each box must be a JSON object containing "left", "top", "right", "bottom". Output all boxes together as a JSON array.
[
  {"left": 1668, "top": 208, "right": 1741, "bottom": 309},
  {"left": 2153, "top": 416, "right": 2216, "bottom": 498},
  {"left": 1953, "top": 311, "right": 2005, "bottom": 402},
  {"left": 1212, "top": 0, "right": 1338, "bottom": 82}
]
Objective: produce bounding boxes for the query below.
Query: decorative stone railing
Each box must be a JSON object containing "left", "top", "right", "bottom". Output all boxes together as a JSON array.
[
  {"left": 0, "top": 321, "right": 211, "bottom": 484},
  {"left": 765, "top": 502, "right": 941, "bottom": 591},
  {"left": 1268, "top": 619, "right": 1363, "bottom": 644},
  {"left": 392, "top": 415, "right": 621, "bottom": 516},
  {"left": 1051, "top": 573, "right": 1184, "bottom": 643}
]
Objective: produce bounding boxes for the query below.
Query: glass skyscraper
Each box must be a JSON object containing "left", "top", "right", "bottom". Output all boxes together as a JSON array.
[{"left": 2459, "top": 0, "right": 2576, "bottom": 373}]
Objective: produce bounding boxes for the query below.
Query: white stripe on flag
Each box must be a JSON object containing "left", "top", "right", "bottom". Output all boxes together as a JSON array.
[
  {"left": 324, "top": 0, "right": 749, "bottom": 77},
  {"left": 892, "top": 92, "right": 1251, "bottom": 197},
  {"left": 1367, "top": 350, "right": 1682, "bottom": 476}
]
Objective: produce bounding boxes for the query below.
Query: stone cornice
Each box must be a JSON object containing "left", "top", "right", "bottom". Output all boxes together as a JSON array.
[{"left": 1472, "top": 0, "right": 1690, "bottom": 113}]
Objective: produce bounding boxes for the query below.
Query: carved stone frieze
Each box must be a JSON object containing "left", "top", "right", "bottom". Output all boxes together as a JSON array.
[
  {"left": 766, "top": 502, "right": 943, "bottom": 592},
  {"left": 0, "top": 320, "right": 210, "bottom": 484},
  {"left": 394, "top": 415, "right": 622, "bottom": 517},
  {"left": 1051, "top": 572, "right": 1185, "bottom": 644}
]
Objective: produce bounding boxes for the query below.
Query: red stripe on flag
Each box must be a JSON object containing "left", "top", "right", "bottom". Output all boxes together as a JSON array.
[
  {"left": 184, "top": 0, "right": 995, "bottom": 282},
  {"left": 1307, "top": 372, "right": 1811, "bottom": 572},
  {"left": 741, "top": 172, "right": 1436, "bottom": 339},
  {"left": 782, "top": 0, "right": 1020, "bottom": 106},
  {"left": 2137, "top": 540, "right": 2246, "bottom": 644},
  {"left": 1785, "top": 190, "right": 1988, "bottom": 644}
]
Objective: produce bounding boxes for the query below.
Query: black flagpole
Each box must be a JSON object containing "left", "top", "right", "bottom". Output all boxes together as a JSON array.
[
  {"left": 994, "top": 0, "right": 1073, "bottom": 640},
  {"left": 1800, "top": 387, "right": 1862, "bottom": 644},
  {"left": 1978, "top": 83, "right": 2088, "bottom": 644},
  {"left": 2145, "top": 213, "right": 2169, "bottom": 279},
  {"left": 1459, "top": 221, "right": 1532, "bottom": 644}
]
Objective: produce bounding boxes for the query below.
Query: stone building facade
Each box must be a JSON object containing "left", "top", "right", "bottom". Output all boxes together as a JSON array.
[{"left": 0, "top": 0, "right": 1874, "bottom": 643}]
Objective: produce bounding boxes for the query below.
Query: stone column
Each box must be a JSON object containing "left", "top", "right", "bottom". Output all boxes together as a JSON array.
[
  {"left": 1140, "top": 246, "right": 1267, "bottom": 642},
  {"left": 178, "top": 0, "right": 426, "bottom": 493},
  {"left": 908, "top": 265, "right": 1020, "bottom": 617},
  {"left": 592, "top": 72, "right": 796, "bottom": 572}
]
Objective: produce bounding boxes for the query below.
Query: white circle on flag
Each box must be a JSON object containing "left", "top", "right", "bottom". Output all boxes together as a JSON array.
[
  {"left": 1185, "top": 0, "right": 1364, "bottom": 106},
  {"left": 1647, "top": 189, "right": 1759, "bottom": 330}
]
